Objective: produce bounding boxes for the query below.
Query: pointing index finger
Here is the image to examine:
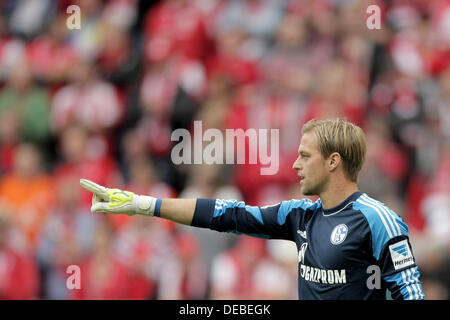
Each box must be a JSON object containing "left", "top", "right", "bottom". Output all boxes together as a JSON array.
[{"left": 80, "top": 179, "right": 109, "bottom": 201}]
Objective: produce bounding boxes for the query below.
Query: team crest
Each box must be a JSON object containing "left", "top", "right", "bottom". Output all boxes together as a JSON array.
[{"left": 330, "top": 224, "right": 348, "bottom": 245}]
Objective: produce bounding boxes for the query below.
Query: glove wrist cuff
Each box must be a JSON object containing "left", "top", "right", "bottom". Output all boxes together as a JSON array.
[{"left": 133, "top": 195, "right": 157, "bottom": 216}]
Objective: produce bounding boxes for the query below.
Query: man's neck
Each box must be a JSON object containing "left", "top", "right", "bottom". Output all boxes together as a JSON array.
[{"left": 319, "top": 182, "right": 359, "bottom": 209}]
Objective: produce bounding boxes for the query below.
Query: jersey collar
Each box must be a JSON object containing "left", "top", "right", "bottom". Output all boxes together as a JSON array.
[{"left": 321, "top": 191, "right": 363, "bottom": 216}]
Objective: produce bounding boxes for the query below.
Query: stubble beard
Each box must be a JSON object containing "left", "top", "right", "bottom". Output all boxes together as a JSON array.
[{"left": 301, "top": 175, "right": 328, "bottom": 196}]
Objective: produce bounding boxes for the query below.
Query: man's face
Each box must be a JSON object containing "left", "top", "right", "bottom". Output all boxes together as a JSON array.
[{"left": 292, "top": 132, "right": 329, "bottom": 196}]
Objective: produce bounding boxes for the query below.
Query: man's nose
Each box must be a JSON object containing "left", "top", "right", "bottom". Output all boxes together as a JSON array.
[{"left": 292, "top": 158, "right": 301, "bottom": 171}]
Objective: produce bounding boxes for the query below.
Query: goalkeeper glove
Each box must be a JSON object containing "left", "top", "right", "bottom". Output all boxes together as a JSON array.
[{"left": 79, "top": 179, "right": 158, "bottom": 216}]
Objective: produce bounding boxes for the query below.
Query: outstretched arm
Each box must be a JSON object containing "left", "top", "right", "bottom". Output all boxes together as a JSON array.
[{"left": 80, "top": 179, "right": 310, "bottom": 240}]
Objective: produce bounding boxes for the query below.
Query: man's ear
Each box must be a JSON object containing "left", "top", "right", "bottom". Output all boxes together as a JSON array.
[{"left": 328, "top": 152, "right": 341, "bottom": 172}]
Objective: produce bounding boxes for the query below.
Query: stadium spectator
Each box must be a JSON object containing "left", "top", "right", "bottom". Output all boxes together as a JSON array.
[
  {"left": 143, "top": 0, "right": 211, "bottom": 63},
  {"left": 138, "top": 57, "right": 207, "bottom": 157},
  {"left": 157, "top": 231, "right": 208, "bottom": 299},
  {"left": 0, "top": 60, "right": 51, "bottom": 148},
  {"left": 0, "top": 17, "right": 26, "bottom": 81},
  {"left": 0, "top": 143, "right": 54, "bottom": 248},
  {"left": 0, "top": 211, "right": 40, "bottom": 300},
  {"left": 112, "top": 214, "right": 174, "bottom": 299},
  {"left": 210, "top": 236, "right": 267, "bottom": 299},
  {"left": 6, "top": 0, "right": 56, "bottom": 40},
  {"left": 0, "top": 106, "right": 21, "bottom": 174},
  {"left": 252, "top": 240, "right": 298, "bottom": 299},
  {"left": 26, "top": 13, "right": 78, "bottom": 85},
  {"left": 213, "top": 0, "right": 284, "bottom": 42},
  {"left": 50, "top": 58, "right": 124, "bottom": 134},
  {"left": 36, "top": 176, "right": 99, "bottom": 299},
  {"left": 96, "top": 19, "right": 140, "bottom": 86},
  {"left": 70, "top": 220, "right": 129, "bottom": 300}
]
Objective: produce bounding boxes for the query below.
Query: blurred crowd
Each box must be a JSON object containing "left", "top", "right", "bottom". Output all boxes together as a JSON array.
[{"left": 0, "top": 0, "right": 449, "bottom": 300}]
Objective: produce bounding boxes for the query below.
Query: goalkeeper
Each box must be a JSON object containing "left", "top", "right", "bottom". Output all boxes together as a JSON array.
[{"left": 80, "top": 118, "right": 425, "bottom": 300}]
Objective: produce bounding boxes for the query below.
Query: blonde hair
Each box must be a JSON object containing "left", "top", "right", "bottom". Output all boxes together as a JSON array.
[{"left": 302, "top": 118, "right": 366, "bottom": 182}]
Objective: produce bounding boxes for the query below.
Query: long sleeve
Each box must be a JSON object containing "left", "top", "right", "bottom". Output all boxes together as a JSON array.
[
  {"left": 354, "top": 197, "right": 425, "bottom": 300},
  {"left": 191, "top": 198, "right": 315, "bottom": 241},
  {"left": 384, "top": 265, "right": 425, "bottom": 300}
]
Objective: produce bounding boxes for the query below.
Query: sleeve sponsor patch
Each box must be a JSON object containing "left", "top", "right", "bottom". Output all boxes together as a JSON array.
[{"left": 389, "top": 239, "right": 415, "bottom": 270}]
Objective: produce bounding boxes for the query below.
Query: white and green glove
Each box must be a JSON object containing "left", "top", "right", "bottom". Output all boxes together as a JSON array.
[{"left": 80, "top": 179, "right": 158, "bottom": 216}]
